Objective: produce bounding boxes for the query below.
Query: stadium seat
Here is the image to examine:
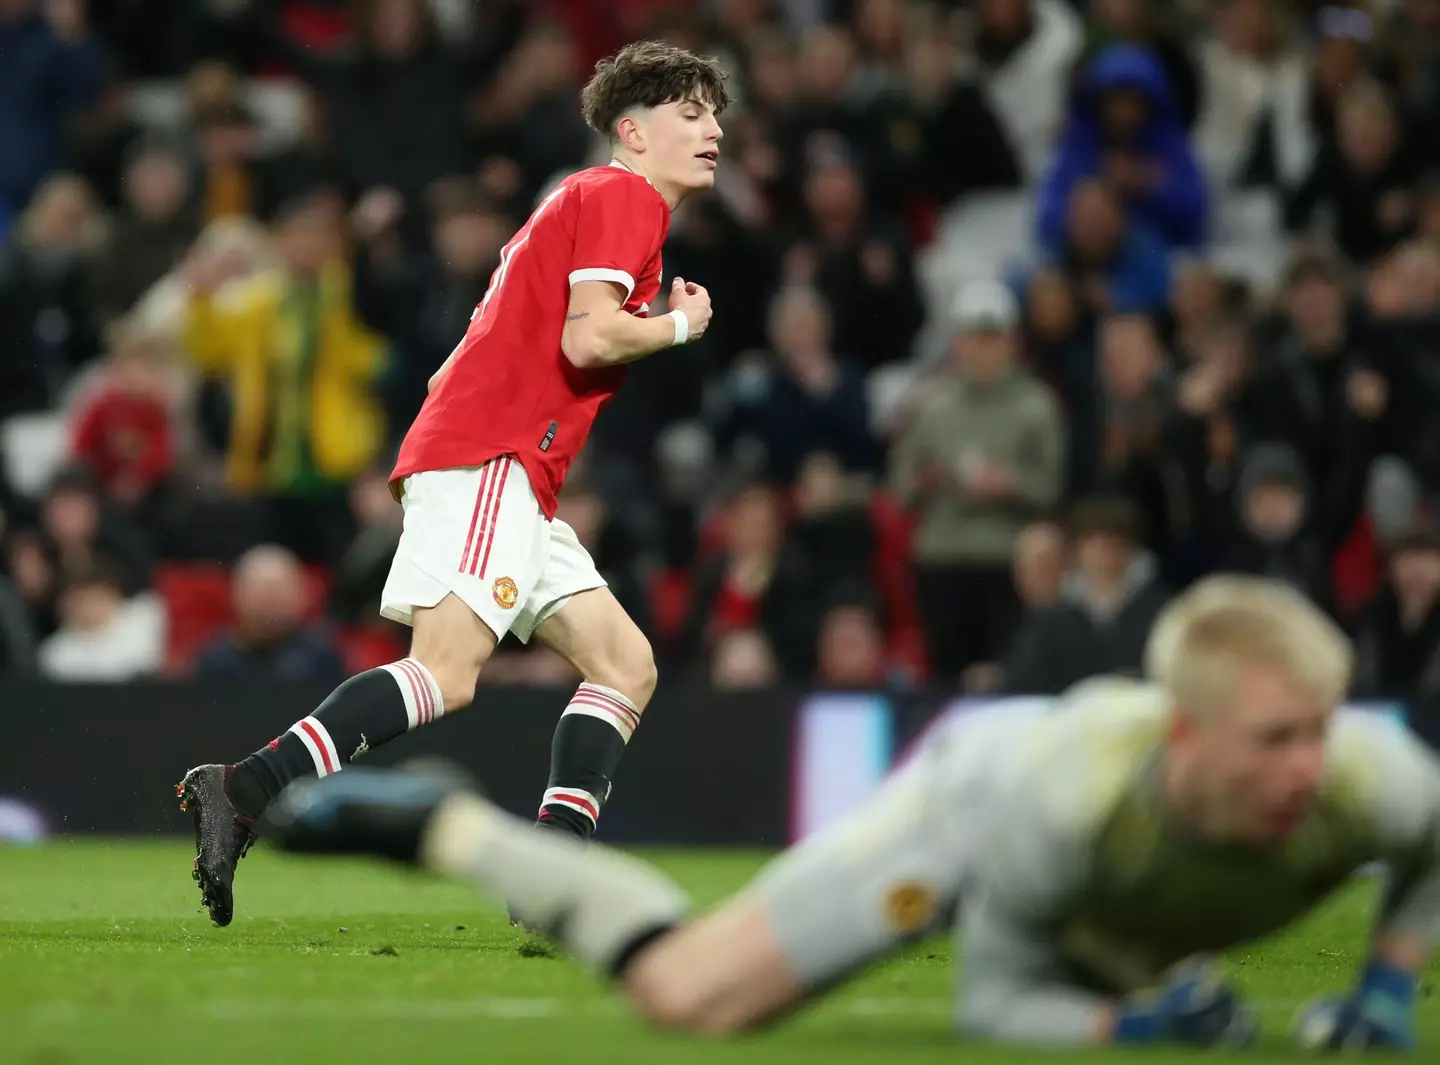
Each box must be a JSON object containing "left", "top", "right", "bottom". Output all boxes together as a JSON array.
[{"left": 155, "top": 561, "right": 334, "bottom": 673}]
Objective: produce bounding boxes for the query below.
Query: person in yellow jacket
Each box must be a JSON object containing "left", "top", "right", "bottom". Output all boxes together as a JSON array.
[{"left": 181, "top": 195, "right": 389, "bottom": 506}]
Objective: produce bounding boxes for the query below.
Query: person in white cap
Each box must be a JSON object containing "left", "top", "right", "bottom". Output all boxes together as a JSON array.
[{"left": 888, "top": 278, "right": 1066, "bottom": 683}]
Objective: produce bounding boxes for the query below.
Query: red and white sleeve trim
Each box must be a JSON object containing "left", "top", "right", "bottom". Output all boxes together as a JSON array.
[
  {"left": 381, "top": 658, "right": 445, "bottom": 731},
  {"left": 540, "top": 787, "right": 601, "bottom": 828},
  {"left": 562, "top": 682, "right": 642, "bottom": 743},
  {"left": 289, "top": 716, "right": 341, "bottom": 777},
  {"left": 568, "top": 268, "right": 635, "bottom": 302}
]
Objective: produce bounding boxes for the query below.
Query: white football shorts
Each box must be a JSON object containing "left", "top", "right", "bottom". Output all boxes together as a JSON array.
[{"left": 380, "top": 456, "right": 606, "bottom": 643}]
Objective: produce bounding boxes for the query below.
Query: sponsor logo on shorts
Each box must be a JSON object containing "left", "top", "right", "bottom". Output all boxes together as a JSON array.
[
  {"left": 882, "top": 881, "right": 938, "bottom": 935},
  {"left": 493, "top": 576, "right": 519, "bottom": 610}
]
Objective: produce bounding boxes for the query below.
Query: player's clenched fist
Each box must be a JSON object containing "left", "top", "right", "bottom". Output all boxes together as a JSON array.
[{"left": 669, "top": 276, "right": 712, "bottom": 343}]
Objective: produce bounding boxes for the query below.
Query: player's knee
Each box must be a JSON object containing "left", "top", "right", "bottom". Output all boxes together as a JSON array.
[
  {"left": 631, "top": 975, "right": 743, "bottom": 1034},
  {"left": 589, "top": 632, "right": 658, "bottom": 709},
  {"left": 401, "top": 653, "right": 479, "bottom": 712}
]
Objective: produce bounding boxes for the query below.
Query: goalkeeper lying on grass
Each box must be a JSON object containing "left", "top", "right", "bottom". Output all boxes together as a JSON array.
[{"left": 262, "top": 575, "right": 1440, "bottom": 1051}]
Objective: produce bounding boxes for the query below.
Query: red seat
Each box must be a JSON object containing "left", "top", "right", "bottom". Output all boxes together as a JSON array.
[
  {"left": 155, "top": 563, "right": 233, "bottom": 673},
  {"left": 155, "top": 561, "right": 334, "bottom": 673}
]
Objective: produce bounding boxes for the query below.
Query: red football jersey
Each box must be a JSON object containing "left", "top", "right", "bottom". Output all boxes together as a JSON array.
[{"left": 390, "top": 163, "right": 671, "bottom": 518}]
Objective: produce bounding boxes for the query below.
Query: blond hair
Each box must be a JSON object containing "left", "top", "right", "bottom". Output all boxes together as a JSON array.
[{"left": 1145, "top": 575, "right": 1353, "bottom": 712}]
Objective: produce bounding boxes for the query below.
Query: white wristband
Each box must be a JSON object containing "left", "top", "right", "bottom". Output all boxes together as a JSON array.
[{"left": 667, "top": 309, "right": 690, "bottom": 346}]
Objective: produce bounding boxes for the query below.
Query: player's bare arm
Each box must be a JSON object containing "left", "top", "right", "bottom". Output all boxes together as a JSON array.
[{"left": 562, "top": 276, "right": 712, "bottom": 368}]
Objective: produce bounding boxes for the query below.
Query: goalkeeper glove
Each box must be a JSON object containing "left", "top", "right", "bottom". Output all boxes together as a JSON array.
[
  {"left": 1293, "top": 962, "right": 1416, "bottom": 1053},
  {"left": 1114, "top": 961, "right": 1258, "bottom": 1048}
]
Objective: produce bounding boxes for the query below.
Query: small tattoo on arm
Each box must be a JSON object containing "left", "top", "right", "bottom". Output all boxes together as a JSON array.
[{"left": 566, "top": 312, "right": 589, "bottom": 321}]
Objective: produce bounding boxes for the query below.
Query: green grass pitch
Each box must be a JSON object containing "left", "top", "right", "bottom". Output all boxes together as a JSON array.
[{"left": 1, "top": 840, "right": 1436, "bottom": 1064}]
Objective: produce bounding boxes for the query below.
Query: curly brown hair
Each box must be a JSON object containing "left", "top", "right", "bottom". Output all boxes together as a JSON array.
[{"left": 580, "top": 41, "right": 731, "bottom": 139}]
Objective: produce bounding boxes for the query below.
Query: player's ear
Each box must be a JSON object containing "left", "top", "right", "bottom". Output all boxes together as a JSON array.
[{"left": 616, "top": 113, "right": 646, "bottom": 155}]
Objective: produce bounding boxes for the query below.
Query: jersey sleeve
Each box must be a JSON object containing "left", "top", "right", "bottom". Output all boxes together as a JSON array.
[
  {"left": 1339, "top": 714, "right": 1440, "bottom": 947},
  {"left": 568, "top": 177, "right": 669, "bottom": 303}
]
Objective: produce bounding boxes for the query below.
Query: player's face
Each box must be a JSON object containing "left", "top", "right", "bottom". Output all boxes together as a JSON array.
[
  {"left": 1190, "top": 665, "right": 1332, "bottom": 842},
  {"left": 643, "top": 97, "right": 723, "bottom": 193}
]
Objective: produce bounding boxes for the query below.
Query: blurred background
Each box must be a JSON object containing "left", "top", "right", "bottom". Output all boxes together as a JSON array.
[{"left": 3, "top": 0, "right": 1440, "bottom": 839}]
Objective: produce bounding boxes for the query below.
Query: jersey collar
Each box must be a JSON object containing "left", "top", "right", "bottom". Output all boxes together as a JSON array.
[{"left": 608, "top": 158, "right": 655, "bottom": 188}]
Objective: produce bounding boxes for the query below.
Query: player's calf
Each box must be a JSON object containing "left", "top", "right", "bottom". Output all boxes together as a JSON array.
[{"left": 534, "top": 590, "right": 658, "bottom": 839}]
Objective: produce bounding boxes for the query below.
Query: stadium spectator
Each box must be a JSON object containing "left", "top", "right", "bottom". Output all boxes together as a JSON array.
[
  {"left": 814, "top": 599, "right": 887, "bottom": 689},
  {"left": 98, "top": 142, "right": 196, "bottom": 322},
  {"left": 1167, "top": 259, "right": 1236, "bottom": 363},
  {"left": 1002, "top": 494, "right": 1169, "bottom": 694},
  {"left": 1285, "top": 81, "right": 1428, "bottom": 263},
  {"left": 36, "top": 558, "right": 163, "bottom": 681},
  {"left": 1037, "top": 180, "right": 1172, "bottom": 319},
  {"left": 468, "top": 21, "right": 590, "bottom": 216},
  {"left": 67, "top": 319, "right": 182, "bottom": 515},
  {"left": 1193, "top": 0, "right": 1313, "bottom": 192},
  {"left": 781, "top": 145, "right": 923, "bottom": 370},
  {"left": 0, "top": 173, "right": 107, "bottom": 418},
  {"left": 878, "top": 8, "right": 1023, "bottom": 209},
  {"left": 1037, "top": 43, "right": 1208, "bottom": 252},
  {"left": 1221, "top": 443, "right": 1334, "bottom": 610},
  {"left": 785, "top": 451, "right": 877, "bottom": 601},
  {"left": 1078, "top": 313, "right": 1174, "bottom": 550},
  {"left": 191, "top": 102, "right": 266, "bottom": 225},
  {"left": 1012, "top": 518, "right": 1067, "bottom": 614},
  {"left": 1354, "top": 524, "right": 1440, "bottom": 703},
  {"left": 971, "top": 0, "right": 1085, "bottom": 183},
  {"left": 719, "top": 286, "right": 875, "bottom": 483},
  {"left": 0, "top": 0, "right": 107, "bottom": 216},
  {"left": 709, "top": 627, "right": 781, "bottom": 691},
  {"left": 1084, "top": 0, "right": 1202, "bottom": 131},
  {"left": 1241, "top": 245, "right": 1383, "bottom": 550},
  {"left": 890, "top": 278, "right": 1064, "bottom": 683},
  {"left": 352, "top": 179, "right": 506, "bottom": 433},
  {"left": 311, "top": 0, "right": 472, "bottom": 212},
  {"left": 680, "top": 482, "right": 814, "bottom": 680},
  {"left": 36, "top": 467, "right": 152, "bottom": 596},
  {"left": 180, "top": 192, "right": 388, "bottom": 562},
  {"left": 195, "top": 544, "right": 345, "bottom": 686}
]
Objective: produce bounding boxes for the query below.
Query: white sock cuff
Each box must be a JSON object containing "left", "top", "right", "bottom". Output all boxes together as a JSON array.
[
  {"left": 289, "top": 716, "right": 340, "bottom": 776},
  {"left": 564, "top": 682, "right": 642, "bottom": 743},
  {"left": 381, "top": 658, "right": 445, "bottom": 730}
]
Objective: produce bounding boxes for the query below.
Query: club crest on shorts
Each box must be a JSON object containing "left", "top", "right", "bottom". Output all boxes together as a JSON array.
[
  {"left": 882, "top": 881, "right": 938, "bottom": 935},
  {"left": 492, "top": 576, "right": 519, "bottom": 610}
]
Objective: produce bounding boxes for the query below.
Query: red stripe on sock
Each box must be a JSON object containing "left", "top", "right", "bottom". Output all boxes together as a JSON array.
[
  {"left": 570, "top": 693, "right": 640, "bottom": 731},
  {"left": 547, "top": 791, "right": 599, "bottom": 821},
  {"left": 578, "top": 685, "right": 641, "bottom": 722},
  {"left": 394, "top": 659, "right": 427, "bottom": 727},
  {"left": 458, "top": 464, "right": 492, "bottom": 572},
  {"left": 476, "top": 457, "right": 512, "bottom": 579},
  {"left": 407, "top": 659, "right": 435, "bottom": 725},
  {"left": 298, "top": 719, "right": 336, "bottom": 774}
]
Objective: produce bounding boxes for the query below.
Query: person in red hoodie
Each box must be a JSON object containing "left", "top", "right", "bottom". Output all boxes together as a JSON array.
[{"left": 69, "top": 319, "right": 178, "bottom": 512}]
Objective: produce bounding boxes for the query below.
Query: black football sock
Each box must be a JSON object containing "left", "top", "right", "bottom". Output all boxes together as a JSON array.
[
  {"left": 228, "top": 659, "right": 445, "bottom": 818},
  {"left": 537, "top": 682, "right": 642, "bottom": 839}
]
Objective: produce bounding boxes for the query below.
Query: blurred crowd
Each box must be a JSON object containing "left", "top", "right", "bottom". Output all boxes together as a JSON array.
[{"left": 2, "top": 0, "right": 1440, "bottom": 707}]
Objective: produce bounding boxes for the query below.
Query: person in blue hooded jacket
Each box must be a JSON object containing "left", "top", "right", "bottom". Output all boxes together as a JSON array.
[{"left": 1037, "top": 43, "right": 1209, "bottom": 252}]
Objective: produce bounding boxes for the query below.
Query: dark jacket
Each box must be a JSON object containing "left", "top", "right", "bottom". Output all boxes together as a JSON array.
[
  {"left": 1037, "top": 44, "right": 1208, "bottom": 250},
  {"left": 1002, "top": 552, "right": 1170, "bottom": 695},
  {"left": 1220, "top": 443, "right": 1334, "bottom": 612},
  {"left": 195, "top": 626, "right": 347, "bottom": 687},
  {"left": 1353, "top": 590, "right": 1440, "bottom": 703}
]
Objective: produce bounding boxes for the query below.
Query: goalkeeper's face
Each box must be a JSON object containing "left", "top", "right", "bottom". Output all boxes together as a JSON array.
[
  {"left": 1177, "top": 663, "right": 1332, "bottom": 843},
  {"left": 639, "top": 97, "right": 723, "bottom": 193}
]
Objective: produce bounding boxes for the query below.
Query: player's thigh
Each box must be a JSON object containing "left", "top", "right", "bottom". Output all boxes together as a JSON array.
[
  {"left": 625, "top": 897, "right": 807, "bottom": 1033},
  {"left": 382, "top": 460, "right": 548, "bottom": 707},
  {"left": 527, "top": 522, "right": 656, "bottom": 702}
]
